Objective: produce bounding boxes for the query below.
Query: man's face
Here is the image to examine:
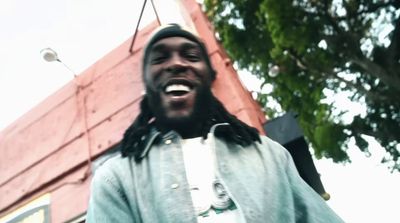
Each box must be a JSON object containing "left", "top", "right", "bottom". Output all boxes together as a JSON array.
[{"left": 144, "top": 37, "right": 214, "bottom": 127}]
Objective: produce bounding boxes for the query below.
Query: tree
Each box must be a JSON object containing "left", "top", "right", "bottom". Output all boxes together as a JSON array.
[{"left": 204, "top": 0, "right": 400, "bottom": 171}]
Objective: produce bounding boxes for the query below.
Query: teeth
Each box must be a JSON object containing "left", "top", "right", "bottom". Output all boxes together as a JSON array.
[{"left": 165, "top": 84, "right": 191, "bottom": 93}]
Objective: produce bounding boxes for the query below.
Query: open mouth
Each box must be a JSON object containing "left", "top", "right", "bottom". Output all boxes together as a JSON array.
[
  {"left": 163, "top": 79, "right": 194, "bottom": 96},
  {"left": 165, "top": 84, "right": 191, "bottom": 96}
]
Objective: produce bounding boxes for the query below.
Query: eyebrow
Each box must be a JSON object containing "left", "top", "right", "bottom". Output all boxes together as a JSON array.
[{"left": 150, "top": 42, "right": 200, "bottom": 53}]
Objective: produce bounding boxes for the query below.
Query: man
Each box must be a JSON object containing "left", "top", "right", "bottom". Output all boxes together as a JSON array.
[{"left": 86, "top": 24, "right": 344, "bottom": 223}]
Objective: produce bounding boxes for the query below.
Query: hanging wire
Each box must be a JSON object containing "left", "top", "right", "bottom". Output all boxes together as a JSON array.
[
  {"left": 129, "top": 0, "right": 162, "bottom": 53},
  {"left": 129, "top": 0, "right": 148, "bottom": 53},
  {"left": 150, "top": 0, "right": 161, "bottom": 26}
]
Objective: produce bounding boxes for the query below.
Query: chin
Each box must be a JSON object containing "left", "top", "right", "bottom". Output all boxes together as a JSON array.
[
  {"left": 148, "top": 85, "right": 213, "bottom": 130},
  {"left": 163, "top": 115, "right": 195, "bottom": 127}
]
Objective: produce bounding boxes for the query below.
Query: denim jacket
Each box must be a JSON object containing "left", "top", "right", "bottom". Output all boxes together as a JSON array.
[{"left": 86, "top": 124, "right": 344, "bottom": 223}]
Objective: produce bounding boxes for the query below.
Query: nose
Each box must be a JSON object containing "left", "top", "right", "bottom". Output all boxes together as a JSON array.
[{"left": 165, "top": 54, "right": 188, "bottom": 74}]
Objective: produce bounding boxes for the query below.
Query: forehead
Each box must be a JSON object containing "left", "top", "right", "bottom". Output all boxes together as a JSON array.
[{"left": 149, "top": 37, "right": 201, "bottom": 52}]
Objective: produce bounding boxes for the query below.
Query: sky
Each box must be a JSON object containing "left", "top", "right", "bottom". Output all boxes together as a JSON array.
[{"left": 0, "top": 0, "right": 399, "bottom": 222}]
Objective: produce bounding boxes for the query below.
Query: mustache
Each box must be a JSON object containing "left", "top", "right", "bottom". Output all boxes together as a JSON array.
[
  {"left": 146, "top": 84, "right": 213, "bottom": 117},
  {"left": 149, "top": 68, "right": 207, "bottom": 89}
]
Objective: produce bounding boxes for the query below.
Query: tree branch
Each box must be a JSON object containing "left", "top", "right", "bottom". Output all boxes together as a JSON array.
[
  {"left": 334, "top": 75, "right": 393, "bottom": 102},
  {"left": 285, "top": 48, "right": 395, "bottom": 103},
  {"left": 386, "top": 16, "right": 400, "bottom": 72},
  {"left": 350, "top": 125, "right": 380, "bottom": 141},
  {"left": 310, "top": 1, "right": 398, "bottom": 21},
  {"left": 319, "top": 1, "right": 400, "bottom": 92},
  {"left": 356, "top": 1, "right": 396, "bottom": 15},
  {"left": 351, "top": 56, "right": 400, "bottom": 92}
]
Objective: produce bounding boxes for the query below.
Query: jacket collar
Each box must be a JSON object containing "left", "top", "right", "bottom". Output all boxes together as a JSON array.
[{"left": 139, "top": 123, "right": 230, "bottom": 159}]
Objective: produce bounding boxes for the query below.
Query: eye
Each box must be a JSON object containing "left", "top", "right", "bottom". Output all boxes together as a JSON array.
[
  {"left": 150, "top": 53, "right": 168, "bottom": 64},
  {"left": 184, "top": 51, "right": 201, "bottom": 62},
  {"left": 149, "top": 52, "right": 168, "bottom": 64}
]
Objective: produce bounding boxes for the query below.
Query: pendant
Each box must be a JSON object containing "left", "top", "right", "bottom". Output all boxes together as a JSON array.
[{"left": 211, "top": 179, "right": 233, "bottom": 210}]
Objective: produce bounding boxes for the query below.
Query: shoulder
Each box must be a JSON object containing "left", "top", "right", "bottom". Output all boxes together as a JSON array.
[
  {"left": 93, "top": 153, "right": 125, "bottom": 176},
  {"left": 255, "top": 135, "right": 292, "bottom": 159},
  {"left": 91, "top": 154, "right": 132, "bottom": 191},
  {"left": 247, "top": 134, "right": 298, "bottom": 172},
  {"left": 87, "top": 154, "right": 138, "bottom": 222},
  {"left": 258, "top": 135, "right": 283, "bottom": 148}
]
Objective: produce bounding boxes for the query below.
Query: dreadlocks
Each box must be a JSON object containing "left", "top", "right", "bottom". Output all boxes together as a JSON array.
[{"left": 121, "top": 95, "right": 261, "bottom": 162}]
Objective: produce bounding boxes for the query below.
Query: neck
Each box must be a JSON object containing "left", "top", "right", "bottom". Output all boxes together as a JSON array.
[
  {"left": 155, "top": 120, "right": 205, "bottom": 139},
  {"left": 178, "top": 123, "right": 204, "bottom": 139}
]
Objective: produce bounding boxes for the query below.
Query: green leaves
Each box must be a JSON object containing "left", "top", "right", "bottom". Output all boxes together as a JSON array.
[
  {"left": 205, "top": 0, "right": 400, "bottom": 171},
  {"left": 313, "top": 123, "right": 349, "bottom": 162}
]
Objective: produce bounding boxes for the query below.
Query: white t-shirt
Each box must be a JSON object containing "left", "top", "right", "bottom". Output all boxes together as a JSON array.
[{"left": 181, "top": 137, "right": 242, "bottom": 223}]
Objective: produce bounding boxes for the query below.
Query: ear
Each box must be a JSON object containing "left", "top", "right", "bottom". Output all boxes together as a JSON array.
[
  {"left": 142, "top": 65, "right": 151, "bottom": 85},
  {"left": 211, "top": 69, "right": 217, "bottom": 82}
]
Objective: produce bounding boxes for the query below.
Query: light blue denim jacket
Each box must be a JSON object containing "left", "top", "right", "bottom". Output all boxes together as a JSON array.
[{"left": 86, "top": 124, "right": 344, "bottom": 223}]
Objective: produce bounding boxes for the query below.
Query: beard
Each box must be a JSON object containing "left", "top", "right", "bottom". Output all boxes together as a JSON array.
[{"left": 146, "top": 85, "right": 214, "bottom": 134}]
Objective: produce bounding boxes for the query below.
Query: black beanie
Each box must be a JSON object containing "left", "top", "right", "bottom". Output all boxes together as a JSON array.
[{"left": 142, "top": 24, "right": 216, "bottom": 79}]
